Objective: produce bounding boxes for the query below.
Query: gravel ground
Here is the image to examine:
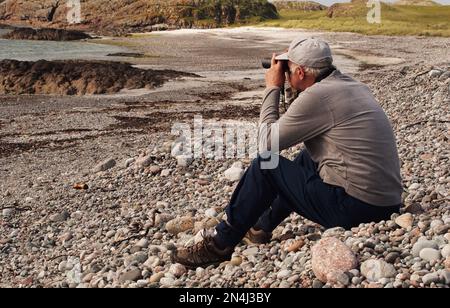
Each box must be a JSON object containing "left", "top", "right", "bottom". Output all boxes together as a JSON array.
[{"left": 0, "top": 28, "right": 449, "bottom": 288}]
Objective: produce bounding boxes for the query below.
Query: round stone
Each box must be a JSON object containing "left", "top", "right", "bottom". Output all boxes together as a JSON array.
[{"left": 419, "top": 248, "right": 442, "bottom": 263}]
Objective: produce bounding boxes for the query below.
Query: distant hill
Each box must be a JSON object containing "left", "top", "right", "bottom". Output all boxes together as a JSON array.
[
  {"left": 326, "top": 0, "right": 390, "bottom": 18},
  {"left": 258, "top": 0, "right": 450, "bottom": 37},
  {"left": 270, "top": 0, "right": 327, "bottom": 11},
  {"left": 395, "top": 0, "right": 441, "bottom": 6},
  {"left": 0, "top": 0, "right": 278, "bottom": 35}
]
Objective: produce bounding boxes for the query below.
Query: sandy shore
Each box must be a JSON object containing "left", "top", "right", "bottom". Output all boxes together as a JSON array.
[{"left": 0, "top": 28, "right": 449, "bottom": 288}]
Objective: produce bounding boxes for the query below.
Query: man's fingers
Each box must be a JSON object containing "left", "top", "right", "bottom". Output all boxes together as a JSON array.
[{"left": 271, "top": 53, "right": 277, "bottom": 67}]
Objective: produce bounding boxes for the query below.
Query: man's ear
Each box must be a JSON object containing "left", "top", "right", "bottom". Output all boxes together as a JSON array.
[{"left": 298, "top": 66, "right": 305, "bottom": 81}]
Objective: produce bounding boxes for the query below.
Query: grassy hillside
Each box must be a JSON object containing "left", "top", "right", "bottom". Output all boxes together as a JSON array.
[
  {"left": 258, "top": 3, "right": 450, "bottom": 37},
  {"left": 395, "top": 0, "right": 441, "bottom": 6}
]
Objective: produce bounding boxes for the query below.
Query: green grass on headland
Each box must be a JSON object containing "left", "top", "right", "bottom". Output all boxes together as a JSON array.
[{"left": 257, "top": 4, "right": 450, "bottom": 37}]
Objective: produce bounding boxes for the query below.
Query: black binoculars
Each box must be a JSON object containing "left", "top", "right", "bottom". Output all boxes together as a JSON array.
[{"left": 261, "top": 59, "right": 289, "bottom": 72}]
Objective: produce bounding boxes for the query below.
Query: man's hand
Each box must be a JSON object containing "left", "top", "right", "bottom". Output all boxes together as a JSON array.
[{"left": 265, "top": 53, "right": 285, "bottom": 88}]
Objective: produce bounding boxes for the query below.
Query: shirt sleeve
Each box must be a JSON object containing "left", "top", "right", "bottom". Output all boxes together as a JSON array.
[{"left": 259, "top": 86, "right": 334, "bottom": 152}]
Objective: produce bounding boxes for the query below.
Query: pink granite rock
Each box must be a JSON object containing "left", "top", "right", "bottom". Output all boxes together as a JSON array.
[{"left": 311, "top": 237, "right": 358, "bottom": 283}]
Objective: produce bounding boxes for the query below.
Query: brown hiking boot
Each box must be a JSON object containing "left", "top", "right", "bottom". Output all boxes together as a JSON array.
[
  {"left": 172, "top": 236, "right": 233, "bottom": 268},
  {"left": 243, "top": 228, "right": 272, "bottom": 245}
]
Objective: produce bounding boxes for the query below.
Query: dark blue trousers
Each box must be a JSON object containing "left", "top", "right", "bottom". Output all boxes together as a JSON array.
[{"left": 215, "top": 150, "right": 400, "bottom": 248}]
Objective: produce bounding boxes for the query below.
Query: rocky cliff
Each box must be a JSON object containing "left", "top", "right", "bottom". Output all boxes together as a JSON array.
[
  {"left": 270, "top": 0, "right": 326, "bottom": 11},
  {"left": 0, "top": 0, "right": 278, "bottom": 35}
]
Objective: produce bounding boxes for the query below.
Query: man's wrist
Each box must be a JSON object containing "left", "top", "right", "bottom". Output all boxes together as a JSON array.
[{"left": 265, "top": 85, "right": 282, "bottom": 91}]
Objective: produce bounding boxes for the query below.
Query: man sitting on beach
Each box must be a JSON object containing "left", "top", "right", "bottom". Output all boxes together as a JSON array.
[{"left": 173, "top": 37, "right": 403, "bottom": 268}]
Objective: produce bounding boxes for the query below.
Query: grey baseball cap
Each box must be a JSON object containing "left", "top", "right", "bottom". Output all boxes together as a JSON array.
[{"left": 276, "top": 37, "right": 333, "bottom": 69}]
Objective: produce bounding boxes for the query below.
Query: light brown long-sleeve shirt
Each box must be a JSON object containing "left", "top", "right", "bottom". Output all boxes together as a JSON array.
[{"left": 259, "top": 70, "right": 403, "bottom": 207}]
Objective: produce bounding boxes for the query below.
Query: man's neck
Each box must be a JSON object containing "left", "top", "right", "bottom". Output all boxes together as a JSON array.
[{"left": 300, "top": 77, "right": 316, "bottom": 91}]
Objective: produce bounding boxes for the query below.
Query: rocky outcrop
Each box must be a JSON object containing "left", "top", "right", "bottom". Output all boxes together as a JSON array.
[
  {"left": 270, "top": 0, "right": 326, "bottom": 11},
  {"left": 0, "top": 59, "right": 198, "bottom": 95},
  {"left": 327, "top": 0, "right": 389, "bottom": 18},
  {"left": 0, "top": 0, "right": 279, "bottom": 35},
  {"left": 2, "top": 27, "right": 91, "bottom": 41}
]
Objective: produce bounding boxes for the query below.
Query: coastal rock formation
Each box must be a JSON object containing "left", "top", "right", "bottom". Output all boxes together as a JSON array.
[
  {"left": 2, "top": 27, "right": 92, "bottom": 41},
  {"left": 0, "top": 59, "right": 198, "bottom": 95}
]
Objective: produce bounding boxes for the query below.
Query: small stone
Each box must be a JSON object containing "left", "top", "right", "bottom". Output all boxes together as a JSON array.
[
  {"left": 422, "top": 272, "right": 440, "bottom": 285},
  {"left": 410, "top": 274, "right": 421, "bottom": 283},
  {"left": 322, "top": 227, "right": 345, "bottom": 238},
  {"left": 326, "top": 271, "right": 350, "bottom": 286},
  {"left": 119, "top": 269, "right": 142, "bottom": 283},
  {"left": 419, "top": 248, "right": 441, "bottom": 263},
  {"left": 408, "top": 183, "right": 420, "bottom": 191},
  {"left": 149, "top": 165, "right": 161, "bottom": 175},
  {"left": 276, "top": 269, "right": 292, "bottom": 280},
  {"left": 2, "top": 208, "right": 15, "bottom": 217},
  {"left": 149, "top": 272, "right": 165, "bottom": 283},
  {"left": 385, "top": 252, "right": 400, "bottom": 264},
  {"left": 441, "top": 271, "right": 450, "bottom": 285},
  {"left": 367, "top": 282, "right": 383, "bottom": 288},
  {"left": 196, "top": 268, "right": 205, "bottom": 278},
  {"left": 136, "top": 279, "right": 149, "bottom": 288},
  {"left": 135, "top": 155, "right": 153, "bottom": 169},
  {"left": 352, "top": 276, "right": 362, "bottom": 284},
  {"left": 124, "top": 252, "right": 148, "bottom": 267},
  {"left": 307, "top": 233, "right": 321, "bottom": 241},
  {"left": 312, "top": 279, "right": 324, "bottom": 288},
  {"left": 445, "top": 257, "right": 450, "bottom": 271},
  {"left": 395, "top": 213, "right": 413, "bottom": 229},
  {"left": 230, "top": 256, "right": 243, "bottom": 266},
  {"left": 177, "top": 155, "right": 193, "bottom": 167},
  {"left": 106, "top": 230, "right": 115, "bottom": 238},
  {"left": 430, "top": 219, "right": 444, "bottom": 229},
  {"left": 73, "top": 183, "right": 88, "bottom": 190},
  {"left": 50, "top": 211, "right": 70, "bottom": 222},
  {"left": 160, "top": 277, "right": 175, "bottom": 287},
  {"left": 204, "top": 208, "right": 218, "bottom": 218},
  {"left": 418, "top": 221, "right": 430, "bottom": 231},
  {"left": 287, "top": 240, "right": 305, "bottom": 253},
  {"left": 143, "top": 256, "right": 161, "bottom": 269},
  {"left": 61, "top": 232, "right": 73, "bottom": 242},
  {"left": 379, "top": 278, "right": 390, "bottom": 285},
  {"left": 135, "top": 238, "right": 149, "bottom": 248},
  {"left": 169, "top": 264, "right": 187, "bottom": 278},
  {"left": 311, "top": 237, "right": 358, "bottom": 283},
  {"left": 124, "top": 158, "right": 135, "bottom": 168},
  {"left": 224, "top": 165, "right": 245, "bottom": 182},
  {"left": 93, "top": 158, "right": 116, "bottom": 172},
  {"left": 412, "top": 240, "right": 439, "bottom": 257},
  {"left": 37, "top": 271, "right": 46, "bottom": 279},
  {"left": 242, "top": 247, "right": 259, "bottom": 257},
  {"left": 442, "top": 245, "right": 450, "bottom": 258},
  {"left": 428, "top": 69, "right": 443, "bottom": 78},
  {"left": 161, "top": 169, "right": 171, "bottom": 177},
  {"left": 58, "top": 261, "right": 68, "bottom": 272},
  {"left": 434, "top": 224, "right": 450, "bottom": 235},
  {"left": 71, "top": 211, "right": 83, "bottom": 220},
  {"left": 361, "top": 259, "right": 396, "bottom": 282},
  {"left": 165, "top": 217, "right": 194, "bottom": 235}
]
